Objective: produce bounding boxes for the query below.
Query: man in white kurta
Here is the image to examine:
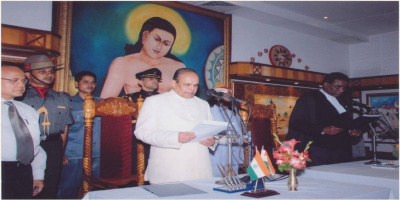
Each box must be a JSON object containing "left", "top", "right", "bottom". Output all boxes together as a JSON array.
[{"left": 135, "top": 68, "right": 215, "bottom": 184}]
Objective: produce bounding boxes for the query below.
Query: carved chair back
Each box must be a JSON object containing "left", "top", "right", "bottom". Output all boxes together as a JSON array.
[
  {"left": 239, "top": 102, "right": 279, "bottom": 168},
  {"left": 81, "top": 95, "right": 144, "bottom": 197}
]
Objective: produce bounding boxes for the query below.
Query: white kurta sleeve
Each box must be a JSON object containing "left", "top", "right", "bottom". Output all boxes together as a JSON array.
[
  {"left": 206, "top": 106, "right": 218, "bottom": 151},
  {"left": 135, "top": 96, "right": 181, "bottom": 149}
]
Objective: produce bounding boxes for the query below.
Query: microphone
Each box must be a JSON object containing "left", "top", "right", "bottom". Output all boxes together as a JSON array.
[
  {"left": 207, "top": 89, "right": 248, "bottom": 105},
  {"left": 352, "top": 100, "right": 371, "bottom": 109}
]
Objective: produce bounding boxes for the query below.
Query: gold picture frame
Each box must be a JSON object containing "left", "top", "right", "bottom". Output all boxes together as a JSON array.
[{"left": 54, "top": 1, "right": 231, "bottom": 97}]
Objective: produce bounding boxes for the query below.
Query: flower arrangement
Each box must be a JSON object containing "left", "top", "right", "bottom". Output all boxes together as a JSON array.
[{"left": 272, "top": 133, "right": 313, "bottom": 172}]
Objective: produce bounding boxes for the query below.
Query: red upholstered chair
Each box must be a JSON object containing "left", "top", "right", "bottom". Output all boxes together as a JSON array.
[
  {"left": 239, "top": 102, "right": 279, "bottom": 168},
  {"left": 80, "top": 95, "right": 144, "bottom": 197}
]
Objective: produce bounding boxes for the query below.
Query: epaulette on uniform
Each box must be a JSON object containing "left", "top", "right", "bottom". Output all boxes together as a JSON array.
[{"left": 56, "top": 91, "right": 71, "bottom": 97}]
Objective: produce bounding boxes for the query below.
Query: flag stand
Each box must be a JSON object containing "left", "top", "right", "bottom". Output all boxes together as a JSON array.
[
  {"left": 241, "top": 177, "right": 280, "bottom": 198},
  {"left": 241, "top": 146, "right": 280, "bottom": 198},
  {"left": 253, "top": 179, "right": 259, "bottom": 192}
]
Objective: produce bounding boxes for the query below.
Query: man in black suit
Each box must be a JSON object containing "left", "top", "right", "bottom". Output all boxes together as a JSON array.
[
  {"left": 122, "top": 68, "right": 161, "bottom": 185},
  {"left": 122, "top": 68, "right": 161, "bottom": 102},
  {"left": 287, "top": 72, "right": 361, "bottom": 166}
]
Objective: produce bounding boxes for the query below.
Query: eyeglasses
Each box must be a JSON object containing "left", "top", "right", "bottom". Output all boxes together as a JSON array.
[
  {"left": 1, "top": 78, "right": 29, "bottom": 84},
  {"left": 327, "top": 82, "right": 347, "bottom": 91}
]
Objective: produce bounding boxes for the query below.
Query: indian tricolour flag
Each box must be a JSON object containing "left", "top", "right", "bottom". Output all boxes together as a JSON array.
[
  {"left": 261, "top": 149, "right": 276, "bottom": 175},
  {"left": 247, "top": 149, "right": 270, "bottom": 181}
]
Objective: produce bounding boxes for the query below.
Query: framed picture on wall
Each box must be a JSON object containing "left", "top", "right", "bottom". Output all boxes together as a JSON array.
[
  {"left": 232, "top": 80, "right": 318, "bottom": 138},
  {"left": 254, "top": 93, "right": 299, "bottom": 136},
  {"left": 366, "top": 92, "right": 399, "bottom": 136},
  {"left": 361, "top": 89, "right": 399, "bottom": 144},
  {"left": 57, "top": 2, "right": 231, "bottom": 99}
]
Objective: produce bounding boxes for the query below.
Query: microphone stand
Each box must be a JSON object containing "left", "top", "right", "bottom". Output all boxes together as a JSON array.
[
  {"left": 209, "top": 92, "right": 252, "bottom": 186},
  {"left": 363, "top": 107, "right": 390, "bottom": 165},
  {"left": 364, "top": 121, "right": 381, "bottom": 165},
  {"left": 215, "top": 101, "right": 240, "bottom": 184},
  {"left": 352, "top": 104, "right": 381, "bottom": 165},
  {"left": 233, "top": 103, "right": 252, "bottom": 184}
]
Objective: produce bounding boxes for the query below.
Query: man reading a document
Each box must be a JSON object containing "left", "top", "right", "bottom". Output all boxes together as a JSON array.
[
  {"left": 287, "top": 72, "right": 361, "bottom": 166},
  {"left": 135, "top": 68, "right": 215, "bottom": 184}
]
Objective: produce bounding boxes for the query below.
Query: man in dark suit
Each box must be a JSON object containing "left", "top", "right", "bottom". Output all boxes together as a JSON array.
[
  {"left": 122, "top": 68, "right": 161, "bottom": 185},
  {"left": 122, "top": 68, "right": 161, "bottom": 102},
  {"left": 287, "top": 72, "right": 361, "bottom": 166}
]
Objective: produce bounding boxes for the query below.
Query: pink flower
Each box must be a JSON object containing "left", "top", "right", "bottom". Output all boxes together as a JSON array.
[
  {"left": 285, "top": 139, "right": 300, "bottom": 148},
  {"left": 289, "top": 157, "right": 303, "bottom": 169},
  {"left": 277, "top": 145, "right": 286, "bottom": 152},
  {"left": 273, "top": 151, "right": 281, "bottom": 159},
  {"left": 299, "top": 151, "right": 310, "bottom": 161},
  {"left": 301, "top": 160, "right": 307, "bottom": 168},
  {"left": 272, "top": 135, "right": 313, "bottom": 172},
  {"left": 276, "top": 159, "right": 284, "bottom": 165},
  {"left": 280, "top": 145, "right": 294, "bottom": 154}
]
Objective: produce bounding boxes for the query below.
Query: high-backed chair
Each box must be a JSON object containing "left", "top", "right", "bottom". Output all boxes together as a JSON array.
[
  {"left": 251, "top": 103, "right": 279, "bottom": 159},
  {"left": 81, "top": 94, "right": 144, "bottom": 197},
  {"left": 239, "top": 101, "right": 279, "bottom": 168}
]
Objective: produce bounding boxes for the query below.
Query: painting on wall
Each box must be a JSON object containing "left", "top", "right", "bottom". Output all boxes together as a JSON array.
[
  {"left": 232, "top": 81, "right": 319, "bottom": 139},
  {"left": 67, "top": 1, "right": 231, "bottom": 99},
  {"left": 366, "top": 92, "right": 399, "bottom": 138},
  {"left": 254, "top": 94, "right": 299, "bottom": 136}
]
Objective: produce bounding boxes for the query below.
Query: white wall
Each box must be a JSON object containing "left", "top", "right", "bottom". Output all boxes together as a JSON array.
[
  {"left": 1, "top": 1, "right": 52, "bottom": 31},
  {"left": 349, "top": 31, "right": 399, "bottom": 78},
  {"left": 231, "top": 16, "right": 350, "bottom": 75}
]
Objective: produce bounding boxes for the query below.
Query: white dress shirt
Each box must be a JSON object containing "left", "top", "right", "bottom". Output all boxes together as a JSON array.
[
  {"left": 135, "top": 90, "right": 213, "bottom": 184},
  {"left": 319, "top": 89, "right": 346, "bottom": 114},
  {"left": 319, "top": 89, "right": 347, "bottom": 135},
  {"left": 1, "top": 98, "right": 47, "bottom": 180}
]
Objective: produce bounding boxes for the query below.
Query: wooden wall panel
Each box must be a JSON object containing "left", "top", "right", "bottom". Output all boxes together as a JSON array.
[
  {"left": 1, "top": 24, "right": 61, "bottom": 57},
  {"left": 230, "top": 62, "right": 326, "bottom": 88},
  {"left": 349, "top": 75, "right": 398, "bottom": 90},
  {"left": 230, "top": 62, "right": 398, "bottom": 91}
]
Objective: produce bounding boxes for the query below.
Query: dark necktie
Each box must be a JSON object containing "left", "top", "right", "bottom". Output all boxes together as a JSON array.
[{"left": 4, "top": 101, "right": 34, "bottom": 165}]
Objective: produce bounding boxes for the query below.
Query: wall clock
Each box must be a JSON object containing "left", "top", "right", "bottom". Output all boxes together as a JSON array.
[{"left": 269, "top": 45, "right": 292, "bottom": 67}]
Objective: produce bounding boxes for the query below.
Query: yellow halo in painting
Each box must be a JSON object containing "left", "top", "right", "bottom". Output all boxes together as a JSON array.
[{"left": 125, "top": 4, "right": 191, "bottom": 55}]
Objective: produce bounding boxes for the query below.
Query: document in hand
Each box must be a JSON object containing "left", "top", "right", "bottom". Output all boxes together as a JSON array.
[
  {"left": 191, "top": 120, "right": 228, "bottom": 142},
  {"left": 350, "top": 114, "right": 381, "bottom": 130}
]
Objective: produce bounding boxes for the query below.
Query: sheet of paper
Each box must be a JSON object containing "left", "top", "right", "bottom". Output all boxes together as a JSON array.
[
  {"left": 361, "top": 114, "right": 381, "bottom": 118},
  {"left": 351, "top": 114, "right": 381, "bottom": 130},
  {"left": 141, "top": 183, "right": 207, "bottom": 197},
  {"left": 191, "top": 120, "right": 228, "bottom": 142}
]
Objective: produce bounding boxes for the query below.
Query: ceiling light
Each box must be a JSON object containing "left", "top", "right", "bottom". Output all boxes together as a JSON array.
[{"left": 323, "top": 16, "right": 328, "bottom": 20}]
